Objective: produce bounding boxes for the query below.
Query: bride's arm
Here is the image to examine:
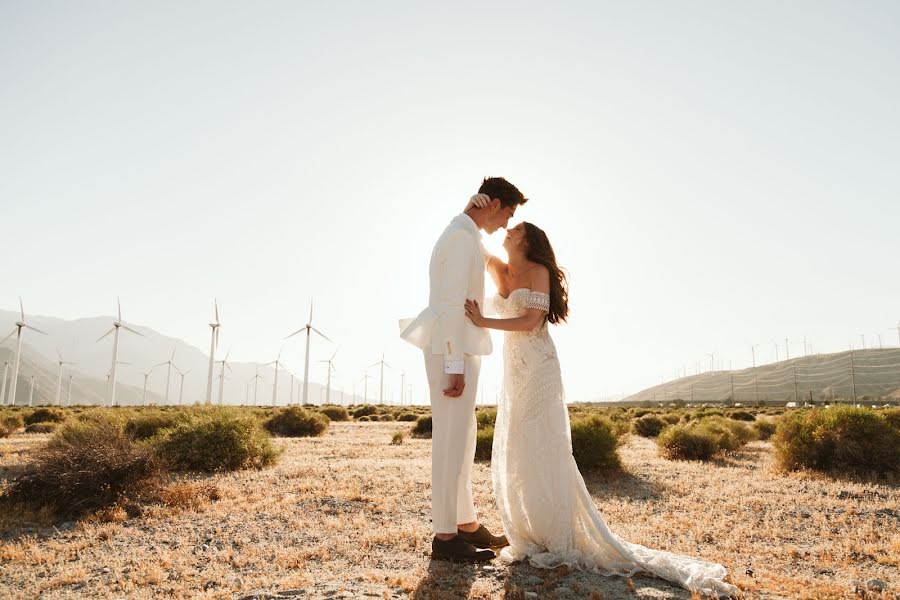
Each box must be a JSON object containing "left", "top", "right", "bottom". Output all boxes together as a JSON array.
[{"left": 465, "top": 267, "right": 550, "bottom": 332}]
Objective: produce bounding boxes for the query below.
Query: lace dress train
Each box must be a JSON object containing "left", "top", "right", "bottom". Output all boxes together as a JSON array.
[{"left": 491, "top": 289, "right": 738, "bottom": 598}]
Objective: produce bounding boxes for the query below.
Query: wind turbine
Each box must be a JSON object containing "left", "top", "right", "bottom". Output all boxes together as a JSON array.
[
  {"left": 319, "top": 350, "right": 338, "bottom": 405},
  {"left": 358, "top": 372, "right": 374, "bottom": 404},
  {"left": 205, "top": 300, "right": 220, "bottom": 405},
  {"left": 28, "top": 375, "right": 36, "bottom": 407},
  {"left": 0, "top": 361, "right": 9, "bottom": 406},
  {"left": 54, "top": 349, "right": 77, "bottom": 406},
  {"left": 369, "top": 354, "right": 391, "bottom": 405},
  {"left": 141, "top": 366, "right": 157, "bottom": 405},
  {"left": 250, "top": 366, "right": 263, "bottom": 405},
  {"left": 154, "top": 347, "right": 177, "bottom": 405},
  {"left": 173, "top": 365, "right": 191, "bottom": 405},
  {"left": 265, "top": 348, "right": 288, "bottom": 407},
  {"left": 66, "top": 375, "right": 74, "bottom": 406},
  {"left": 97, "top": 298, "right": 143, "bottom": 406},
  {"left": 285, "top": 299, "right": 333, "bottom": 406},
  {"left": 1, "top": 298, "right": 47, "bottom": 407},
  {"left": 105, "top": 361, "right": 131, "bottom": 404},
  {"left": 215, "top": 348, "right": 232, "bottom": 405}
]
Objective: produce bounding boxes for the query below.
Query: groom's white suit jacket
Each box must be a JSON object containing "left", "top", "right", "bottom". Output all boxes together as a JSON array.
[{"left": 400, "top": 214, "right": 493, "bottom": 372}]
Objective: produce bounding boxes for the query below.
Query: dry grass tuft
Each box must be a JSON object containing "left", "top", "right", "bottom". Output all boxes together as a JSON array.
[{"left": 157, "top": 481, "right": 221, "bottom": 511}]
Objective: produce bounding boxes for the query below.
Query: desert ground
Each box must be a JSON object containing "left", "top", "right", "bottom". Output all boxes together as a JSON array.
[{"left": 1, "top": 420, "right": 898, "bottom": 600}]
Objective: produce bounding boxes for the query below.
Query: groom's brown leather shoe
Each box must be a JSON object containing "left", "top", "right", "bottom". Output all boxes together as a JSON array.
[
  {"left": 457, "top": 524, "right": 509, "bottom": 550},
  {"left": 432, "top": 536, "right": 496, "bottom": 562}
]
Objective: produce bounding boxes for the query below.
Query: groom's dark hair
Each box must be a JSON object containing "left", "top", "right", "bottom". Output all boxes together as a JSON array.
[{"left": 479, "top": 177, "right": 528, "bottom": 208}]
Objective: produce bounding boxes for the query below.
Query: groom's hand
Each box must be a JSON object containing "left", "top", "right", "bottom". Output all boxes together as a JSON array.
[{"left": 443, "top": 373, "right": 465, "bottom": 397}]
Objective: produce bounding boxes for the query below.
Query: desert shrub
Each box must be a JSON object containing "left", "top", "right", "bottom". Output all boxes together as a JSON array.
[
  {"left": 264, "top": 407, "right": 329, "bottom": 437},
  {"left": 475, "top": 426, "right": 494, "bottom": 461},
  {"left": 352, "top": 405, "right": 377, "bottom": 419},
  {"left": 391, "top": 430, "right": 405, "bottom": 445},
  {"left": 773, "top": 407, "right": 900, "bottom": 478},
  {"left": 24, "top": 407, "right": 66, "bottom": 426},
  {"left": 125, "top": 411, "right": 181, "bottom": 440},
  {"left": 397, "top": 412, "right": 418, "bottom": 422},
  {"left": 379, "top": 413, "right": 396, "bottom": 421},
  {"left": 633, "top": 415, "right": 667, "bottom": 438},
  {"left": 412, "top": 415, "right": 433, "bottom": 437},
  {"left": 570, "top": 415, "right": 622, "bottom": 472},
  {"left": 661, "top": 413, "right": 681, "bottom": 425},
  {"left": 727, "top": 410, "right": 756, "bottom": 422},
  {"left": 657, "top": 425, "right": 718, "bottom": 461},
  {"left": 358, "top": 415, "right": 373, "bottom": 422},
  {"left": 632, "top": 409, "right": 652, "bottom": 418},
  {"left": 25, "top": 422, "right": 59, "bottom": 434},
  {"left": 752, "top": 418, "right": 778, "bottom": 441},
  {"left": 0, "top": 418, "right": 160, "bottom": 518},
  {"left": 156, "top": 408, "right": 281, "bottom": 472},
  {"left": 881, "top": 408, "right": 900, "bottom": 431},
  {"left": 696, "top": 416, "right": 754, "bottom": 451},
  {"left": 1, "top": 414, "right": 24, "bottom": 437},
  {"left": 476, "top": 408, "right": 497, "bottom": 429},
  {"left": 157, "top": 481, "right": 221, "bottom": 510},
  {"left": 318, "top": 406, "right": 350, "bottom": 422}
]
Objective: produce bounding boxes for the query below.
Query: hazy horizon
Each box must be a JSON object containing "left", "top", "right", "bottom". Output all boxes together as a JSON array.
[{"left": 2, "top": 1, "right": 899, "bottom": 402}]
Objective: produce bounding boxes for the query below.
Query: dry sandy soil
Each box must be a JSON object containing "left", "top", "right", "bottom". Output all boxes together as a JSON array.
[{"left": 0, "top": 422, "right": 898, "bottom": 599}]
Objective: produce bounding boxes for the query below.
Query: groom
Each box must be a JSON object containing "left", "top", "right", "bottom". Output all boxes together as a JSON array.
[{"left": 400, "top": 177, "right": 528, "bottom": 562}]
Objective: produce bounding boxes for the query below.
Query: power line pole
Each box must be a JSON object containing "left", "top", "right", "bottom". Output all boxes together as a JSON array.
[{"left": 785, "top": 338, "right": 790, "bottom": 360}]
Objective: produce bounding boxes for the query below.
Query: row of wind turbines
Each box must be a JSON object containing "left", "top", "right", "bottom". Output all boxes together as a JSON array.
[{"left": 1, "top": 297, "right": 401, "bottom": 408}]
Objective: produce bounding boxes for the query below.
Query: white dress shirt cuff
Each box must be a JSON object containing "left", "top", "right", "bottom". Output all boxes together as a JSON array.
[{"left": 444, "top": 360, "right": 465, "bottom": 375}]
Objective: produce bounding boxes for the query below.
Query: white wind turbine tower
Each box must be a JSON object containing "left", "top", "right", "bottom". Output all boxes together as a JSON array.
[
  {"left": 369, "top": 354, "right": 391, "bottom": 405},
  {"left": 173, "top": 364, "right": 191, "bottom": 405},
  {"left": 1, "top": 298, "right": 47, "bottom": 407},
  {"left": 1, "top": 360, "right": 9, "bottom": 407},
  {"left": 154, "top": 347, "right": 177, "bottom": 405},
  {"left": 285, "top": 300, "right": 334, "bottom": 406},
  {"left": 205, "top": 300, "right": 220, "bottom": 405},
  {"left": 250, "top": 366, "right": 263, "bottom": 405},
  {"left": 28, "top": 375, "right": 36, "bottom": 406},
  {"left": 319, "top": 350, "right": 338, "bottom": 405},
  {"left": 66, "top": 375, "right": 75, "bottom": 406},
  {"left": 141, "top": 366, "right": 157, "bottom": 405},
  {"left": 54, "top": 349, "right": 77, "bottom": 406},
  {"left": 97, "top": 298, "right": 143, "bottom": 406},
  {"left": 215, "top": 348, "right": 232, "bottom": 405},
  {"left": 265, "top": 348, "right": 289, "bottom": 407}
]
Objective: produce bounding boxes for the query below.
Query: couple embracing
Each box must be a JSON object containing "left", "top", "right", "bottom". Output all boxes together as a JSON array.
[{"left": 400, "top": 177, "right": 737, "bottom": 597}]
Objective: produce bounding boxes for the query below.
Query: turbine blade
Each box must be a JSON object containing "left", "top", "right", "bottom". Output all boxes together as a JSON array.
[
  {"left": 226, "top": 363, "right": 233, "bottom": 372},
  {"left": 96, "top": 328, "right": 115, "bottom": 342},
  {"left": 368, "top": 361, "right": 380, "bottom": 368},
  {"left": 57, "top": 349, "right": 63, "bottom": 362},
  {"left": 309, "top": 299, "right": 314, "bottom": 324},
  {"left": 311, "top": 328, "right": 333, "bottom": 343},
  {"left": 117, "top": 297, "right": 122, "bottom": 322},
  {"left": 19, "top": 297, "right": 24, "bottom": 321},
  {"left": 0, "top": 330, "right": 15, "bottom": 345},
  {"left": 214, "top": 327, "right": 220, "bottom": 349},
  {"left": 331, "top": 349, "right": 338, "bottom": 361},
  {"left": 214, "top": 299, "right": 219, "bottom": 324},
  {"left": 284, "top": 327, "right": 306, "bottom": 340},
  {"left": 384, "top": 362, "right": 392, "bottom": 369},
  {"left": 153, "top": 361, "right": 168, "bottom": 368},
  {"left": 25, "top": 324, "right": 48, "bottom": 335},
  {"left": 120, "top": 324, "right": 143, "bottom": 336},
  {"left": 171, "top": 347, "right": 177, "bottom": 360},
  {"left": 224, "top": 348, "right": 231, "bottom": 362}
]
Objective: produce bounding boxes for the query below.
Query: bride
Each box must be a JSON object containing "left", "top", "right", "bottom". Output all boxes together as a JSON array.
[{"left": 462, "top": 203, "right": 738, "bottom": 597}]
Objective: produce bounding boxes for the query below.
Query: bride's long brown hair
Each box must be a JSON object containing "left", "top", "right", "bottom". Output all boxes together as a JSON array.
[{"left": 522, "top": 222, "right": 569, "bottom": 324}]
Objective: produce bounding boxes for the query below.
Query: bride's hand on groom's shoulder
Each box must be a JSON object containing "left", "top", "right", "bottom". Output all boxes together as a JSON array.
[{"left": 465, "top": 299, "right": 485, "bottom": 327}]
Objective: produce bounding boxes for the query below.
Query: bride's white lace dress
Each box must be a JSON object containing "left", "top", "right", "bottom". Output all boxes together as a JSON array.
[{"left": 491, "top": 288, "right": 738, "bottom": 597}]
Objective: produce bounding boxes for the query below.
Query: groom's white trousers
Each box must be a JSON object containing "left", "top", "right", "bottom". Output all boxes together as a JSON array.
[{"left": 424, "top": 352, "right": 481, "bottom": 534}]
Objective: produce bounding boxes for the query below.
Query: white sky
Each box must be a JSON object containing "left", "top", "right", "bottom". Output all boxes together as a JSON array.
[{"left": 2, "top": 1, "right": 899, "bottom": 403}]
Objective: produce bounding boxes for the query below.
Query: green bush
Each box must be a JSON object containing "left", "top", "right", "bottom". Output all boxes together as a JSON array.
[
  {"left": 727, "top": 410, "right": 756, "bottom": 422},
  {"left": 24, "top": 407, "right": 66, "bottom": 426},
  {"left": 657, "top": 425, "right": 718, "bottom": 461},
  {"left": 881, "top": 408, "right": 900, "bottom": 431},
  {"left": 156, "top": 408, "right": 281, "bottom": 472},
  {"left": 475, "top": 426, "right": 494, "bottom": 461},
  {"left": 773, "top": 407, "right": 900, "bottom": 478},
  {"left": 570, "top": 415, "right": 622, "bottom": 472},
  {"left": 125, "top": 411, "right": 180, "bottom": 440},
  {"left": 397, "top": 412, "right": 418, "bottom": 422},
  {"left": 476, "top": 408, "right": 497, "bottom": 429},
  {"left": 752, "top": 418, "right": 778, "bottom": 441},
  {"left": 0, "top": 418, "right": 160, "bottom": 518},
  {"left": 1, "top": 414, "right": 24, "bottom": 437},
  {"left": 633, "top": 414, "right": 667, "bottom": 438},
  {"left": 412, "top": 415, "right": 433, "bottom": 437},
  {"left": 25, "top": 422, "right": 59, "bottom": 434},
  {"left": 696, "top": 416, "right": 754, "bottom": 451},
  {"left": 264, "top": 407, "right": 329, "bottom": 437},
  {"left": 352, "top": 405, "right": 377, "bottom": 419},
  {"left": 661, "top": 413, "right": 681, "bottom": 425},
  {"left": 318, "top": 406, "right": 350, "bottom": 422}
]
